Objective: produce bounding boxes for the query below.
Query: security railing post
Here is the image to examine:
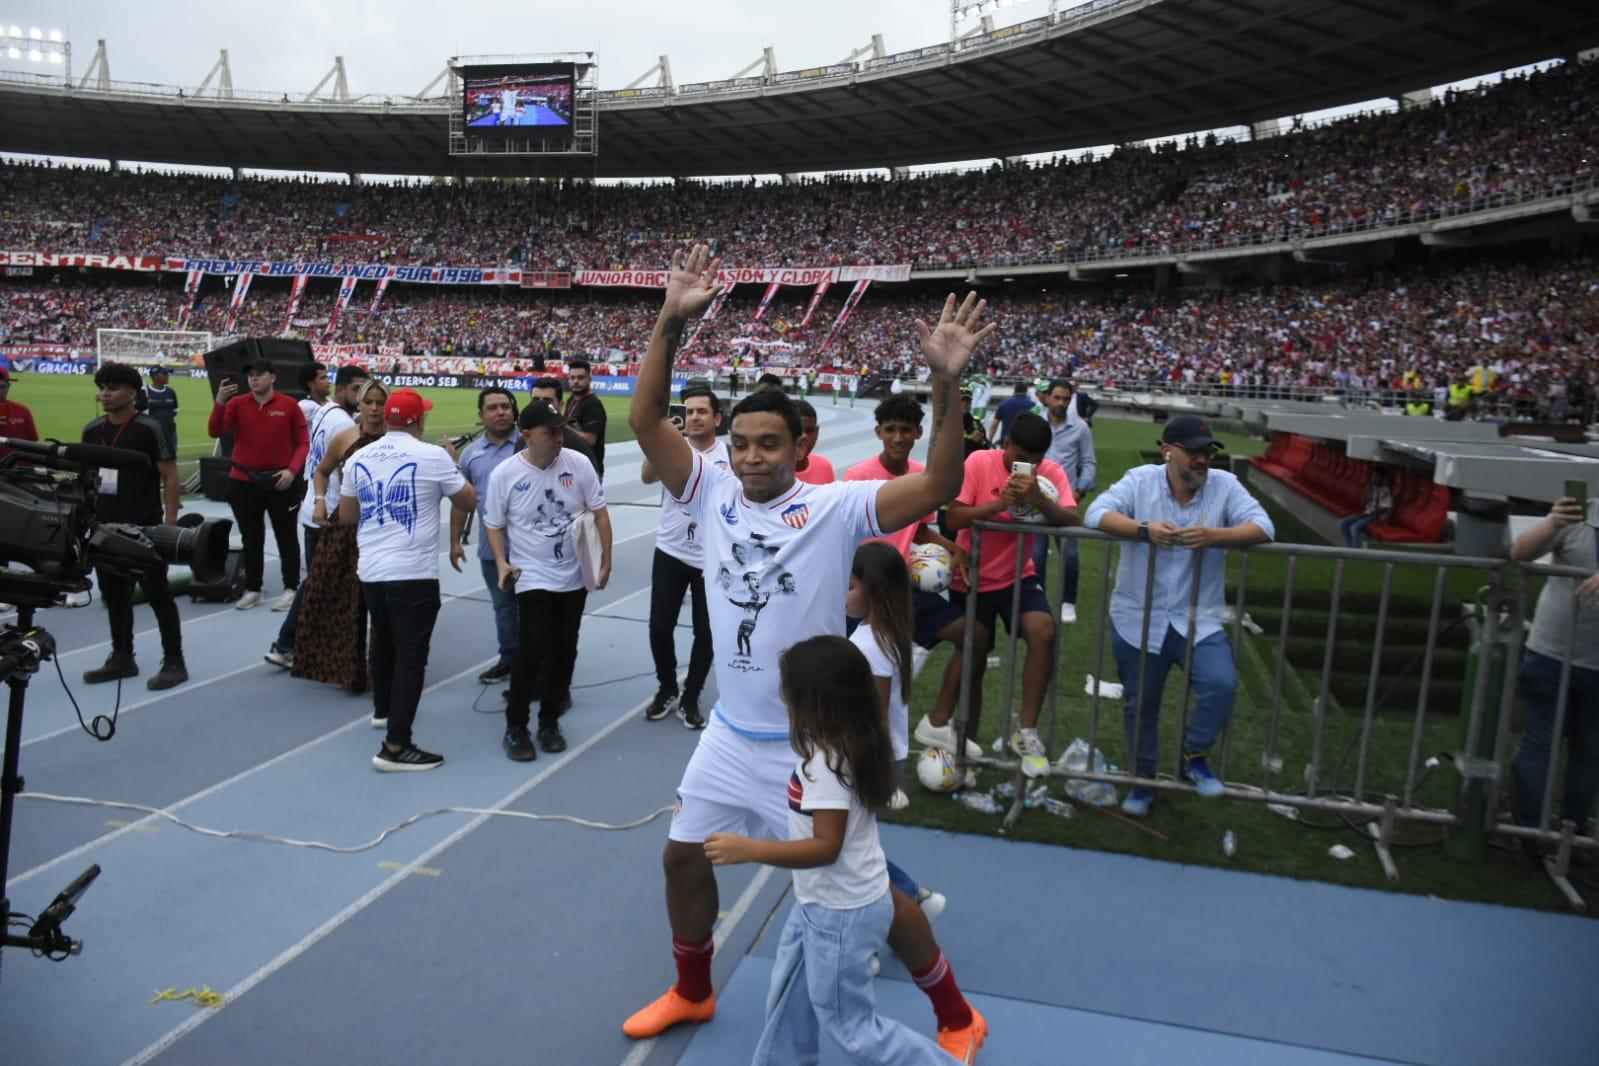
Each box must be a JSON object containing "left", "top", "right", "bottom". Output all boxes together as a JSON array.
[
  {"left": 1482, "top": 574, "right": 1527, "bottom": 837},
  {"left": 1262, "top": 555, "right": 1296, "bottom": 794},
  {"left": 1130, "top": 539, "right": 1159, "bottom": 790},
  {"left": 1085, "top": 532, "right": 1114, "bottom": 783},
  {"left": 1400, "top": 567, "right": 1448, "bottom": 811},
  {"left": 998, "top": 523, "right": 1028, "bottom": 764},
  {"left": 1220, "top": 553, "right": 1251, "bottom": 778},
  {"left": 1174, "top": 546, "right": 1205, "bottom": 784},
  {"left": 1307, "top": 558, "right": 1345, "bottom": 799},
  {"left": 1352, "top": 564, "right": 1395, "bottom": 803},
  {"left": 1041, "top": 529, "right": 1065, "bottom": 763},
  {"left": 1535, "top": 584, "right": 1582, "bottom": 837},
  {"left": 1453, "top": 570, "right": 1503, "bottom": 831},
  {"left": 953, "top": 525, "right": 983, "bottom": 775}
]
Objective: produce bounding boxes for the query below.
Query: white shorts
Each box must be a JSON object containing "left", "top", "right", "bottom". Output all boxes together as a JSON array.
[{"left": 668, "top": 710, "right": 794, "bottom": 844}]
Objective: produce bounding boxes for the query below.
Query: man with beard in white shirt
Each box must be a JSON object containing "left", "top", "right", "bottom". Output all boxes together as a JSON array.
[
  {"left": 339, "top": 387, "right": 476, "bottom": 772},
  {"left": 483, "top": 402, "right": 612, "bottom": 760},
  {"left": 641, "top": 384, "right": 728, "bottom": 728}
]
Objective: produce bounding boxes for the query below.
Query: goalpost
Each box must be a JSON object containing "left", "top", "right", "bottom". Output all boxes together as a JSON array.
[{"left": 95, "top": 328, "right": 217, "bottom": 373}]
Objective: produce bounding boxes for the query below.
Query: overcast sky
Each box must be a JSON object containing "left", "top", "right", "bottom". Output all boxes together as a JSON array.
[{"left": 17, "top": 1, "right": 1074, "bottom": 95}]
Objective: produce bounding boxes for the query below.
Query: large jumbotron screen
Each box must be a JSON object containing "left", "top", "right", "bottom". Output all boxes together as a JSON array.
[{"left": 461, "top": 63, "right": 575, "bottom": 139}]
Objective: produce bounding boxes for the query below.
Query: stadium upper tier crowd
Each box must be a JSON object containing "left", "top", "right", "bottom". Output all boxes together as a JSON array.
[
  {"left": 5, "top": 249, "right": 1595, "bottom": 421},
  {"left": 0, "top": 61, "right": 1595, "bottom": 269}
]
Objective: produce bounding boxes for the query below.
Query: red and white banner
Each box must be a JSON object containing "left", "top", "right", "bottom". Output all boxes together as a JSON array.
[
  {"left": 281, "top": 274, "right": 310, "bottom": 336},
  {"left": 703, "top": 284, "right": 732, "bottom": 323},
  {"left": 311, "top": 342, "right": 373, "bottom": 359},
  {"left": 363, "top": 270, "right": 394, "bottom": 326},
  {"left": 175, "top": 269, "right": 204, "bottom": 331},
  {"left": 573, "top": 264, "right": 910, "bottom": 289},
  {"left": 751, "top": 281, "right": 781, "bottom": 322},
  {"left": 223, "top": 272, "right": 254, "bottom": 334},
  {"left": 820, "top": 279, "right": 870, "bottom": 352},
  {"left": 799, "top": 280, "right": 831, "bottom": 329},
  {"left": 0, "top": 250, "right": 164, "bottom": 272},
  {"left": 325, "top": 274, "right": 361, "bottom": 338}
]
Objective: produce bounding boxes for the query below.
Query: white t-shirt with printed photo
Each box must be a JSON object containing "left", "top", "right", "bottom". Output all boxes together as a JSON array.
[
  {"left": 675, "top": 449, "right": 888, "bottom": 737},
  {"left": 340, "top": 432, "right": 465, "bottom": 583},
  {"left": 656, "top": 437, "right": 730, "bottom": 568},
  {"left": 481, "top": 448, "right": 605, "bottom": 594},
  {"left": 850, "top": 623, "right": 909, "bottom": 761},
  {"left": 299, "top": 403, "right": 355, "bottom": 527},
  {"left": 788, "top": 749, "right": 888, "bottom": 910}
]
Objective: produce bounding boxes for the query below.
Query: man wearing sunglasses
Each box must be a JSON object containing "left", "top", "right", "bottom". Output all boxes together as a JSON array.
[{"left": 1083, "top": 416, "right": 1273, "bottom": 817}]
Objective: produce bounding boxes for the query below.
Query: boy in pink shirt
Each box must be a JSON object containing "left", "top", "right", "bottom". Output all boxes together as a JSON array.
[
  {"left": 946, "top": 412, "right": 1078, "bottom": 777},
  {"left": 846, "top": 395, "right": 988, "bottom": 760},
  {"left": 793, "top": 400, "right": 836, "bottom": 484}
]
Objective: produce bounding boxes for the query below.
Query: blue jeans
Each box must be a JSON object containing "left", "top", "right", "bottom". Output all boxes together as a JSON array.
[
  {"left": 479, "top": 557, "right": 519, "bottom": 666},
  {"left": 1338, "top": 513, "right": 1377, "bottom": 549},
  {"left": 753, "top": 893, "right": 950, "bottom": 1066},
  {"left": 275, "top": 526, "right": 321, "bottom": 651},
  {"left": 1031, "top": 531, "right": 1081, "bottom": 604},
  {"left": 1511, "top": 651, "right": 1599, "bottom": 832},
  {"left": 1111, "top": 626, "right": 1237, "bottom": 777}
]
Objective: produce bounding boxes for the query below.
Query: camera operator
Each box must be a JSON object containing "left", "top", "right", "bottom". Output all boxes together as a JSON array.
[
  {"left": 208, "top": 359, "right": 310, "bottom": 611},
  {"left": 80, "top": 362, "right": 188, "bottom": 690}
]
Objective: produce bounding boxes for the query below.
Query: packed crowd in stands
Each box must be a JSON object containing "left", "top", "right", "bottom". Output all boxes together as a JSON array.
[
  {"left": 5, "top": 248, "right": 1595, "bottom": 421},
  {"left": 0, "top": 61, "right": 1594, "bottom": 270}
]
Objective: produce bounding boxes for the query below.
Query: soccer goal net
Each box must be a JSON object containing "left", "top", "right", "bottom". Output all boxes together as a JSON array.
[{"left": 95, "top": 329, "right": 216, "bottom": 373}]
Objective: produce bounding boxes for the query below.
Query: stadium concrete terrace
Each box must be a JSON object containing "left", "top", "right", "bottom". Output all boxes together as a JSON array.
[{"left": 1, "top": 0, "right": 1597, "bottom": 177}]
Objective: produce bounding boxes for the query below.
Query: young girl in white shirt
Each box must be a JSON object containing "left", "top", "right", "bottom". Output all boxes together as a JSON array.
[{"left": 705, "top": 636, "right": 959, "bottom": 1064}]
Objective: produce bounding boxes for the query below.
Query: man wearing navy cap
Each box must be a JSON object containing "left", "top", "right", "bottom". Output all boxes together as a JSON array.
[{"left": 1083, "top": 416, "right": 1274, "bottom": 816}]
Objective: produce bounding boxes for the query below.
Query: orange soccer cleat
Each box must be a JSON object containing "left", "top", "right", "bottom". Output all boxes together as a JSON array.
[
  {"left": 936, "top": 1005, "right": 988, "bottom": 1063},
  {"left": 621, "top": 986, "right": 717, "bottom": 1039}
]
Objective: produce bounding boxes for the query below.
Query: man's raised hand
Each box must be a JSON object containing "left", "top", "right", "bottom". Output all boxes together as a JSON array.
[
  {"left": 661, "top": 244, "right": 723, "bottom": 322},
  {"left": 914, "top": 292, "right": 997, "bottom": 377}
]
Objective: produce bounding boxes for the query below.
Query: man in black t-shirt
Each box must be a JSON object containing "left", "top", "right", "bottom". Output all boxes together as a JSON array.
[
  {"left": 81, "top": 362, "right": 188, "bottom": 691},
  {"left": 562, "top": 357, "right": 607, "bottom": 480},
  {"left": 142, "top": 365, "right": 181, "bottom": 457}
]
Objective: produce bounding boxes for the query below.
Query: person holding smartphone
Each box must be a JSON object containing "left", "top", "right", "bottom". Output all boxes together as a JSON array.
[{"left": 1508, "top": 485, "right": 1599, "bottom": 844}]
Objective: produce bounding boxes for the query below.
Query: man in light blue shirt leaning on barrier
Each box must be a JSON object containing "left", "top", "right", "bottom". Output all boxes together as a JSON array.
[{"left": 1083, "top": 416, "right": 1273, "bottom": 817}]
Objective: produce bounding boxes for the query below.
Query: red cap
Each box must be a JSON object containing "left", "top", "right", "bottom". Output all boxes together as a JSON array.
[{"left": 384, "top": 388, "right": 433, "bottom": 426}]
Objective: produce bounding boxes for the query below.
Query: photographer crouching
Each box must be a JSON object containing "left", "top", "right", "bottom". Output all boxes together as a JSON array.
[{"left": 80, "top": 363, "right": 188, "bottom": 691}]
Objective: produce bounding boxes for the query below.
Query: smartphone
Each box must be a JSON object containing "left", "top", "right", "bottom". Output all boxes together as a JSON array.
[
  {"left": 1566, "top": 478, "right": 1587, "bottom": 510},
  {"left": 1011, "top": 461, "right": 1034, "bottom": 479},
  {"left": 668, "top": 403, "right": 687, "bottom": 433}
]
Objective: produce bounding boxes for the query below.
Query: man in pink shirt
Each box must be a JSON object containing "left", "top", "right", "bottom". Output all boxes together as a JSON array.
[
  {"left": 846, "top": 395, "right": 987, "bottom": 760},
  {"left": 792, "top": 399, "right": 835, "bottom": 485},
  {"left": 946, "top": 412, "right": 1078, "bottom": 777}
]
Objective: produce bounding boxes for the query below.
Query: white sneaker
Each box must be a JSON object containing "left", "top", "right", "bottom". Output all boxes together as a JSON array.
[
  {"left": 235, "top": 591, "right": 262, "bottom": 610},
  {"left": 1010, "top": 728, "right": 1050, "bottom": 779},
  {"left": 371, "top": 715, "right": 388, "bottom": 730},
  {"left": 888, "top": 788, "right": 910, "bottom": 811},
  {"left": 270, "top": 589, "right": 297, "bottom": 611},
  {"left": 63, "top": 590, "right": 93, "bottom": 608},
  {"left": 1060, "top": 602, "right": 1078, "bottom": 624},
  {"left": 915, "top": 888, "right": 947, "bottom": 922},
  {"left": 914, "top": 716, "right": 982, "bottom": 761}
]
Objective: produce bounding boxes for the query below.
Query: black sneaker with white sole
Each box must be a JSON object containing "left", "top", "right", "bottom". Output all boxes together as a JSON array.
[
  {"left": 503, "top": 727, "right": 537, "bottom": 762},
  {"left": 372, "top": 744, "right": 443, "bottom": 772},
  {"left": 645, "top": 690, "right": 677, "bottom": 721},
  {"left": 678, "top": 695, "right": 707, "bottom": 730}
]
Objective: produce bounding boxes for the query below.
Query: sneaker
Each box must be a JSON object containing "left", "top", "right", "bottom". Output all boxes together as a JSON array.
[
  {"left": 915, "top": 887, "right": 947, "bottom": 922},
  {"left": 645, "top": 689, "right": 678, "bottom": 721},
  {"left": 1009, "top": 728, "right": 1050, "bottom": 779},
  {"left": 235, "top": 590, "right": 262, "bottom": 610},
  {"left": 1121, "top": 787, "right": 1154, "bottom": 817},
  {"left": 372, "top": 744, "right": 443, "bottom": 772},
  {"left": 888, "top": 788, "right": 910, "bottom": 811},
  {"left": 937, "top": 1006, "right": 988, "bottom": 1064},
  {"left": 478, "top": 661, "right": 513, "bottom": 684},
  {"left": 503, "top": 727, "right": 537, "bottom": 762},
  {"left": 678, "top": 695, "right": 707, "bottom": 730},
  {"left": 537, "top": 724, "right": 567, "bottom": 753},
  {"left": 146, "top": 656, "right": 188, "bottom": 691},
  {"left": 621, "top": 986, "right": 716, "bottom": 1039},
  {"left": 1182, "top": 753, "right": 1226, "bottom": 798},
  {"left": 371, "top": 715, "right": 388, "bottom": 730},
  {"left": 62, "top": 590, "right": 93, "bottom": 608},
  {"left": 264, "top": 644, "right": 294, "bottom": 670},
  {"left": 1060, "top": 602, "right": 1078, "bottom": 624},
  {"left": 270, "top": 589, "right": 296, "bottom": 611},
  {"left": 914, "top": 716, "right": 983, "bottom": 761},
  {"left": 83, "top": 652, "right": 137, "bottom": 684}
]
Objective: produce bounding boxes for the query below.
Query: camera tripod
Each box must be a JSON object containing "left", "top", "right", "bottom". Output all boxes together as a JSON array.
[{"left": 1, "top": 604, "right": 100, "bottom": 981}]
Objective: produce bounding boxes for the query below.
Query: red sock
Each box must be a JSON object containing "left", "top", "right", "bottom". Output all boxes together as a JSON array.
[
  {"left": 672, "top": 936, "right": 714, "bottom": 1002},
  {"left": 911, "top": 950, "right": 972, "bottom": 1031}
]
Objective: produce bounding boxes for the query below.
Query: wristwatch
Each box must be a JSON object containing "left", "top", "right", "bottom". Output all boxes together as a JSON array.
[{"left": 1137, "top": 520, "right": 1150, "bottom": 541}]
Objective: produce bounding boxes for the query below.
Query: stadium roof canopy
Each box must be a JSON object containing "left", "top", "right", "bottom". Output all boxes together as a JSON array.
[{"left": 2, "top": 0, "right": 1597, "bottom": 178}]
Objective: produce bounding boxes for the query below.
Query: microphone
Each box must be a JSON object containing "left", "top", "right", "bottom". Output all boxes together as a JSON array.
[{"left": 0, "top": 437, "right": 152, "bottom": 471}]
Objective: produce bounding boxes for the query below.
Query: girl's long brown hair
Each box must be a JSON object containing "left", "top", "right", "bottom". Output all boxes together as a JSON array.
[
  {"left": 780, "top": 636, "right": 898, "bottom": 812},
  {"left": 851, "top": 542, "right": 914, "bottom": 704}
]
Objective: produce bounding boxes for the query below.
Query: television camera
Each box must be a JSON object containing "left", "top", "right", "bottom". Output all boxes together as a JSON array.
[{"left": 0, "top": 436, "right": 233, "bottom": 979}]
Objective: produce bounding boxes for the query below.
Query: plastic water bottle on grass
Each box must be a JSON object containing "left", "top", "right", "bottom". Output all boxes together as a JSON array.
[
  {"left": 1222, "top": 830, "right": 1237, "bottom": 858},
  {"left": 954, "top": 791, "right": 1002, "bottom": 815}
]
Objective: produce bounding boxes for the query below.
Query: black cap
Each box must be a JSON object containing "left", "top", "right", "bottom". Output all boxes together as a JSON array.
[
  {"left": 1161, "top": 415, "right": 1223, "bottom": 451},
  {"left": 150, "top": 365, "right": 170, "bottom": 376},
  {"left": 518, "top": 402, "right": 563, "bottom": 432},
  {"left": 245, "top": 358, "right": 276, "bottom": 375}
]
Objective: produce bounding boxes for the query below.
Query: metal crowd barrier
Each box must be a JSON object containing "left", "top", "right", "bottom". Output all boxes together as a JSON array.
[{"left": 953, "top": 522, "right": 1596, "bottom": 910}]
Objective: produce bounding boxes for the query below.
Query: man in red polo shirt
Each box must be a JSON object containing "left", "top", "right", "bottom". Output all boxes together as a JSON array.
[
  {"left": 0, "top": 366, "right": 39, "bottom": 461},
  {"left": 208, "top": 359, "right": 309, "bottom": 610}
]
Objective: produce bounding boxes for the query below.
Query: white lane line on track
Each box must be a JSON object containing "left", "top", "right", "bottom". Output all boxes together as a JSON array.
[
  {"left": 617, "top": 865, "right": 779, "bottom": 1066},
  {"left": 7, "top": 653, "right": 498, "bottom": 891},
  {"left": 120, "top": 686, "right": 659, "bottom": 1066}
]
